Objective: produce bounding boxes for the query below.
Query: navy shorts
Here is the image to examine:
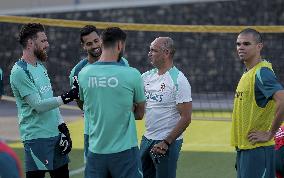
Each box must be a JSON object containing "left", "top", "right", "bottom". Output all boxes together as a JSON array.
[
  {"left": 236, "top": 146, "right": 275, "bottom": 178},
  {"left": 85, "top": 146, "right": 143, "bottom": 178},
  {"left": 23, "top": 135, "right": 69, "bottom": 172}
]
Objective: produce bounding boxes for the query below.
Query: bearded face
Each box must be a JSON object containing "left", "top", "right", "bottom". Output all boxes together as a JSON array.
[
  {"left": 32, "top": 32, "right": 49, "bottom": 62},
  {"left": 88, "top": 47, "right": 102, "bottom": 58},
  {"left": 82, "top": 31, "right": 102, "bottom": 61},
  {"left": 34, "top": 44, "right": 48, "bottom": 62}
]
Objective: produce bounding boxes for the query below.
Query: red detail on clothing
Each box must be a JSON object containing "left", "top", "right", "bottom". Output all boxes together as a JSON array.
[
  {"left": 0, "top": 141, "right": 23, "bottom": 177},
  {"left": 275, "top": 126, "right": 284, "bottom": 150}
]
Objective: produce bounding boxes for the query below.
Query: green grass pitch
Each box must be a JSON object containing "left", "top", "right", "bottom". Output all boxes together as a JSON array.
[{"left": 9, "top": 116, "right": 236, "bottom": 178}]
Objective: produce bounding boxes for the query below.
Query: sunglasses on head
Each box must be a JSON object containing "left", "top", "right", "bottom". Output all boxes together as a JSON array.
[{"left": 236, "top": 42, "right": 252, "bottom": 46}]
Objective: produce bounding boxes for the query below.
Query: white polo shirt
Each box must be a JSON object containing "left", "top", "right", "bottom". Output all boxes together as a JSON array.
[{"left": 142, "top": 66, "right": 192, "bottom": 140}]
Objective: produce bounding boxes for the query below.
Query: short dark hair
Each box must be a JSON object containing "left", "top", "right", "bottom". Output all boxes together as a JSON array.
[
  {"left": 239, "top": 28, "right": 263, "bottom": 43},
  {"left": 80, "top": 25, "right": 99, "bottom": 43},
  {"left": 18, "top": 23, "right": 45, "bottom": 48},
  {"left": 101, "top": 27, "right": 126, "bottom": 48}
]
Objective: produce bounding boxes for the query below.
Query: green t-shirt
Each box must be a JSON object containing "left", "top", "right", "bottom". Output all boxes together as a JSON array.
[
  {"left": 70, "top": 57, "right": 130, "bottom": 135},
  {"left": 78, "top": 61, "right": 145, "bottom": 154},
  {"left": 10, "top": 61, "right": 60, "bottom": 141}
]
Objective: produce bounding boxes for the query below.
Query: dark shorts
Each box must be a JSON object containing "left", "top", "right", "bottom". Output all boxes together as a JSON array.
[
  {"left": 236, "top": 146, "right": 275, "bottom": 178},
  {"left": 140, "top": 135, "right": 183, "bottom": 178},
  {"left": 85, "top": 146, "right": 143, "bottom": 178},
  {"left": 23, "top": 135, "right": 69, "bottom": 172}
]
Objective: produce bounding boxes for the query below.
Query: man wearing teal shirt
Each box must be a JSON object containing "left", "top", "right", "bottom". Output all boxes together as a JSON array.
[
  {"left": 69, "top": 25, "right": 102, "bottom": 162},
  {"left": 10, "top": 23, "right": 79, "bottom": 178},
  {"left": 69, "top": 25, "right": 130, "bottom": 162},
  {"left": 78, "top": 27, "right": 145, "bottom": 178}
]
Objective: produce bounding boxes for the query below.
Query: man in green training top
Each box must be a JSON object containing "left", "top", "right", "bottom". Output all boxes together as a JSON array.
[
  {"left": 69, "top": 25, "right": 129, "bottom": 161},
  {"left": 10, "top": 23, "right": 79, "bottom": 178},
  {"left": 78, "top": 27, "right": 145, "bottom": 178}
]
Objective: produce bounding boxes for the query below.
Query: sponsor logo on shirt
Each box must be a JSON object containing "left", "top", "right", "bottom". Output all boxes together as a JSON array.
[
  {"left": 145, "top": 91, "right": 163, "bottom": 102},
  {"left": 39, "top": 84, "right": 52, "bottom": 94},
  {"left": 88, "top": 76, "right": 119, "bottom": 88},
  {"left": 235, "top": 91, "right": 243, "bottom": 100}
]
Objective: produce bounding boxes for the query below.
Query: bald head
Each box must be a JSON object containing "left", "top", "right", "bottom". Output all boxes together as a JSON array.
[{"left": 154, "top": 37, "right": 176, "bottom": 58}]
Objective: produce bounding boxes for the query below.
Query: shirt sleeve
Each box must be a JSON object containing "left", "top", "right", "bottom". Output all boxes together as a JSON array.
[
  {"left": 10, "top": 69, "right": 38, "bottom": 98},
  {"left": 176, "top": 72, "right": 192, "bottom": 104},
  {"left": 255, "top": 67, "right": 283, "bottom": 99},
  {"left": 69, "top": 67, "right": 76, "bottom": 87},
  {"left": 133, "top": 70, "right": 146, "bottom": 103},
  {"left": 56, "top": 108, "right": 64, "bottom": 124},
  {"left": 24, "top": 93, "right": 60, "bottom": 113},
  {"left": 78, "top": 73, "right": 84, "bottom": 101}
]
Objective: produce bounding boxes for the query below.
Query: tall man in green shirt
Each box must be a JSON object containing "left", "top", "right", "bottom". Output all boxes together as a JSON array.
[
  {"left": 10, "top": 23, "right": 79, "bottom": 178},
  {"left": 78, "top": 27, "right": 145, "bottom": 178},
  {"left": 69, "top": 25, "right": 129, "bottom": 161}
]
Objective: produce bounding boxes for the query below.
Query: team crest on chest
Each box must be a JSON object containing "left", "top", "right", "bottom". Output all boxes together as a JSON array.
[{"left": 160, "top": 83, "right": 166, "bottom": 92}]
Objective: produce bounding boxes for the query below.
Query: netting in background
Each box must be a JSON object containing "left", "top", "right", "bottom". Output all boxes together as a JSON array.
[{"left": 0, "top": 16, "right": 284, "bottom": 120}]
